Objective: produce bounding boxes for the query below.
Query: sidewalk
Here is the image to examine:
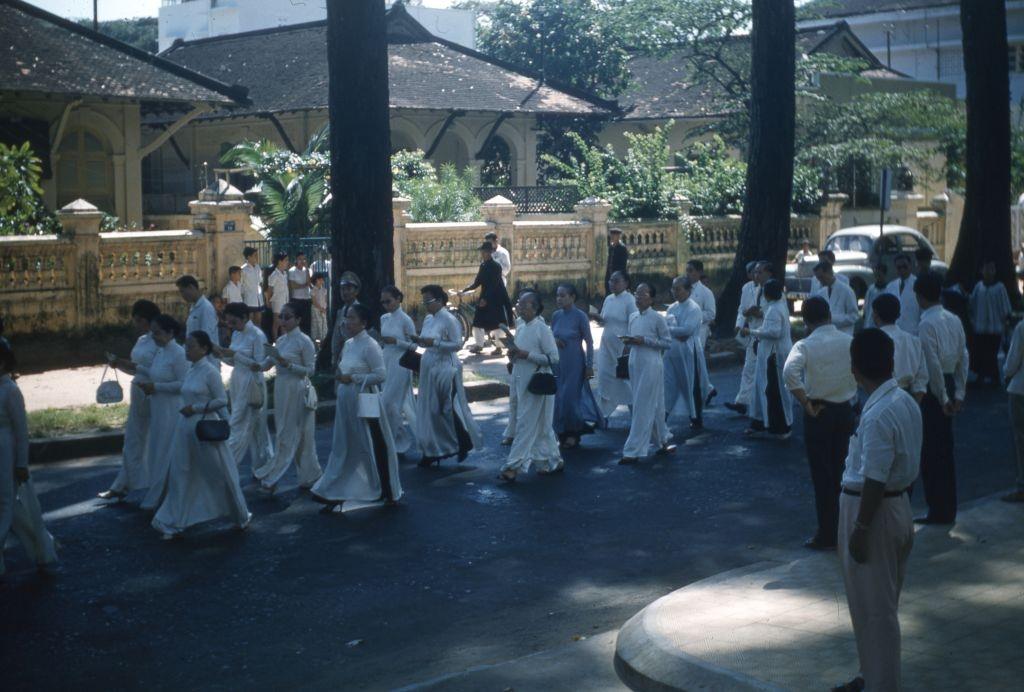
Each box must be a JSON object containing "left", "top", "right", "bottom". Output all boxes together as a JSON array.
[{"left": 615, "top": 495, "right": 1024, "bottom": 691}]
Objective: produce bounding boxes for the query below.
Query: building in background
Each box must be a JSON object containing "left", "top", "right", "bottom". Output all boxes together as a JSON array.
[
  {"left": 798, "top": 0, "right": 1024, "bottom": 108},
  {"left": 158, "top": 0, "right": 476, "bottom": 52}
]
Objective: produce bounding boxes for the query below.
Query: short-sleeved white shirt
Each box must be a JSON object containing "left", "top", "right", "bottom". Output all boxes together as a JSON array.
[{"left": 842, "top": 379, "right": 922, "bottom": 491}]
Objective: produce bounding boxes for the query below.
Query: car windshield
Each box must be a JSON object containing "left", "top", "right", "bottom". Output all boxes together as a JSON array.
[{"left": 826, "top": 235, "right": 873, "bottom": 254}]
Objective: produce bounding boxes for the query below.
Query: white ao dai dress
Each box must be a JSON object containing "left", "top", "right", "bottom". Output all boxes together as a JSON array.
[
  {"left": 749, "top": 300, "right": 794, "bottom": 432},
  {"left": 664, "top": 299, "right": 711, "bottom": 419},
  {"left": 414, "top": 309, "right": 482, "bottom": 462},
  {"left": 140, "top": 340, "right": 189, "bottom": 510},
  {"left": 222, "top": 322, "right": 274, "bottom": 469},
  {"left": 380, "top": 308, "right": 418, "bottom": 455},
  {"left": 151, "top": 359, "right": 251, "bottom": 536},
  {"left": 596, "top": 290, "right": 637, "bottom": 417},
  {"left": 252, "top": 327, "right": 323, "bottom": 489},
  {"left": 502, "top": 316, "right": 563, "bottom": 473},
  {"left": 108, "top": 332, "right": 159, "bottom": 494},
  {"left": 312, "top": 331, "right": 403, "bottom": 503},
  {"left": 623, "top": 308, "right": 673, "bottom": 458}
]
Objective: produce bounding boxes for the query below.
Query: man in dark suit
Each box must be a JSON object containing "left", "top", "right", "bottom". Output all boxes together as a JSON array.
[
  {"left": 463, "top": 242, "right": 515, "bottom": 356},
  {"left": 605, "top": 227, "right": 629, "bottom": 291}
]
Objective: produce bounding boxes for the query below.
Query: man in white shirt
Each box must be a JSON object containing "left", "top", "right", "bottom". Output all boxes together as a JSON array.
[
  {"left": 1002, "top": 317, "right": 1024, "bottom": 503},
  {"left": 223, "top": 266, "right": 243, "bottom": 304},
  {"left": 176, "top": 274, "right": 219, "bottom": 367},
  {"left": 969, "top": 260, "right": 1012, "bottom": 385},
  {"left": 686, "top": 259, "right": 717, "bottom": 404},
  {"left": 485, "top": 232, "right": 511, "bottom": 286},
  {"left": 793, "top": 239, "right": 815, "bottom": 263},
  {"left": 267, "top": 252, "right": 290, "bottom": 339},
  {"left": 871, "top": 293, "right": 928, "bottom": 399},
  {"left": 288, "top": 251, "right": 313, "bottom": 335},
  {"left": 727, "top": 261, "right": 760, "bottom": 415},
  {"left": 783, "top": 296, "right": 857, "bottom": 550},
  {"left": 241, "top": 247, "right": 264, "bottom": 315},
  {"left": 914, "top": 272, "right": 968, "bottom": 525},
  {"left": 886, "top": 253, "right": 919, "bottom": 335},
  {"left": 836, "top": 328, "right": 922, "bottom": 692},
  {"left": 862, "top": 263, "right": 888, "bottom": 329},
  {"left": 811, "top": 262, "right": 859, "bottom": 335},
  {"left": 808, "top": 250, "right": 850, "bottom": 295}
]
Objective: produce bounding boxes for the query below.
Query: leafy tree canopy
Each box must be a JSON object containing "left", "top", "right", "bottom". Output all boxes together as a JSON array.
[{"left": 76, "top": 17, "right": 158, "bottom": 53}]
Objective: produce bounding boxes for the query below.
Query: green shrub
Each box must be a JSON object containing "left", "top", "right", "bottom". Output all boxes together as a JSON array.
[
  {"left": 392, "top": 151, "right": 481, "bottom": 222},
  {"left": 0, "top": 142, "right": 60, "bottom": 236}
]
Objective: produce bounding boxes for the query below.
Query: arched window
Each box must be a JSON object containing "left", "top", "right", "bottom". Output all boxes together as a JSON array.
[
  {"left": 480, "top": 136, "right": 513, "bottom": 187},
  {"left": 57, "top": 128, "right": 114, "bottom": 212}
]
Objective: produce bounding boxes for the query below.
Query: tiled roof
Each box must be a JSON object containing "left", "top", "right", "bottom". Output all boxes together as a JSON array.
[
  {"left": 620, "top": 21, "right": 904, "bottom": 121},
  {"left": 159, "top": 5, "right": 615, "bottom": 119},
  {"left": 0, "top": 0, "right": 247, "bottom": 105}
]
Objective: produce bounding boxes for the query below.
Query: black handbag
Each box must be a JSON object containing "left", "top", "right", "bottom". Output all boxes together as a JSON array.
[
  {"left": 527, "top": 357, "right": 557, "bottom": 396},
  {"left": 615, "top": 354, "right": 630, "bottom": 379},
  {"left": 196, "top": 414, "right": 230, "bottom": 442},
  {"left": 398, "top": 349, "right": 421, "bottom": 373}
]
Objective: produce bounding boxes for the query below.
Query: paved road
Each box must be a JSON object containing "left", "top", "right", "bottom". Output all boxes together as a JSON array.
[{"left": 2, "top": 364, "right": 1016, "bottom": 691}]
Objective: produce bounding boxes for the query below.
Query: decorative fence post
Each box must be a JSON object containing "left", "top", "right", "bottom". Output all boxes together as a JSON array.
[
  {"left": 58, "top": 199, "right": 104, "bottom": 330},
  {"left": 888, "top": 190, "right": 925, "bottom": 230},
  {"left": 480, "top": 195, "right": 517, "bottom": 281},
  {"left": 574, "top": 197, "right": 612, "bottom": 296},
  {"left": 819, "top": 193, "right": 848, "bottom": 249},
  {"left": 189, "top": 180, "right": 252, "bottom": 293},
  {"left": 392, "top": 194, "right": 411, "bottom": 290},
  {"left": 675, "top": 194, "right": 693, "bottom": 277}
]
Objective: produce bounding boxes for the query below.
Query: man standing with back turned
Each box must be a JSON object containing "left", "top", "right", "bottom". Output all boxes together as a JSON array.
[{"left": 834, "top": 328, "right": 921, "bottom": 692}]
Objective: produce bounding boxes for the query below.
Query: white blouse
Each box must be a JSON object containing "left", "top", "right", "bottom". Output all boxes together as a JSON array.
[
  {"left": 381, "top": 308, "right": 417, "bottom": 353},
  {"left": 601, "top": 291, "right": 638, "bottom": 336},
  {"left": 340, "top": 331, "right": 386, "bottom": 386},
  {"left": 267, "top": 328, "right": 316, "bottom": 380},
  {"left": 225, "top": 322, "right": 267, "bottom": 370},
  {"left": 130, "top": 333, "right": 160, "bottom": 385},
  {"left": 181, "top": 359, "right": 229, "bottom": 415},
  {"left": 137, "top": 341, "right": 188, "bottom": 395}
]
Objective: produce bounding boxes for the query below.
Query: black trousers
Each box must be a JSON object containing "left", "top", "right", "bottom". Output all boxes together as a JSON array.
[
  {"left": 804, "top": 401, "right": 855, "bottom": 544},
  {"left": 765, "top": 354, "right": 790, "bottom": 434},
  {"left": 971, "top": 333, "right": 1002, "bottom": 382},
  {"left": 293, "top": 298, "right": 313, "bottom": 335},
  {"left": 920, "top": 376, "right": 958, "bottom": 522},
  {"left": 691, "top": 350, "right": 704, "bottom": 424}
]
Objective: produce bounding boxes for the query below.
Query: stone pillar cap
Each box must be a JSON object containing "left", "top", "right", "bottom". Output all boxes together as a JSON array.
[
  {"left": 58, "top": 198, "right": 103, "bottom": 214},
  {"left": 198, "top": 179, "right": 246, "bottom": 202},
  {"left": 482, "top": 195, "right": 515, "bottom": 206}
]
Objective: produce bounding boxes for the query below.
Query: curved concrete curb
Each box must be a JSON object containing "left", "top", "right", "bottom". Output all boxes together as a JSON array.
[{"left": 613, "top": 562, "right": 786, "bottom": 692}]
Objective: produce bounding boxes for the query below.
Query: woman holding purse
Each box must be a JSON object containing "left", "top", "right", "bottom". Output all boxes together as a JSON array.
[
  {"left": 378, "top": 285, "right": 418, "bottom": 456},
  {"left": 99, "top": 299, "right": 161, "bottom": 500},
  {"left": 252, "top": 302, "right": 322, "bottom": 493},
  {"left": 311, "top": 304, "right": 402, "bottom": 512},
  {"left": 498, "top": 292, "right": 562, "bottom": 482},
  {"left": 151, "top": 332, "right": 251, "bottom": 539},
  {"left": 214, "top": 302, "right": 274, "bottom": 472},
  {"left": 140, "top": 315, "right": 189, "bottom": 511}
]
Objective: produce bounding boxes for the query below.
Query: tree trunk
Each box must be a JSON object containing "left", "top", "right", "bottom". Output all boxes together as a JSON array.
[
  {"left": 716, "top": 0, "right": 795, "bottom": 336},
  {"left": 326, "top": 0, "right": 394, "bottom": 322},
  {"left": 949, "top": 0, "right": 1016, "bottom": 300}
]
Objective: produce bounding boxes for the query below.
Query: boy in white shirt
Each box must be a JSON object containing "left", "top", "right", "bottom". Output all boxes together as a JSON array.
[{"left": 222, "top": 266, "right": 243, "bottom": 304}]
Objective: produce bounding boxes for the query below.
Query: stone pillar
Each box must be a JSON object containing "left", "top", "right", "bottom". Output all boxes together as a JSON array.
[
  {"left": 574, "top": 196, "right": 612, "bottom": 296},
  {"left": 481, "top": 195, "right": 517, "bottom": 284},
  {"left": 392, "top": 194, "right": 411, "bottom": 291},
  {"left": 59, "top": 199, "right": 105, "bottom": 330},
  {"left": 888, "top": 190, "right": 925, "bottom": 229},
  {"left": 819, "top": 192, "right": 848, "bottom": 249},
  {"left": 674, "top": 194, "right": 693, "bottom": 277},
  {"left": 189, "top": 180, "right": 253, "bottom": 293}
]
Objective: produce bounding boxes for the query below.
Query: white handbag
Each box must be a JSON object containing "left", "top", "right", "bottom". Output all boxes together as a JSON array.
[
  {"left": 357, "top": 381, "right": 381, "bottom": 419},
  {"left": 303, "top": 378, "right": 318, "bottom": 410},
  {"left": 96, "top": 366, "right": 124, "bottom": 404}
]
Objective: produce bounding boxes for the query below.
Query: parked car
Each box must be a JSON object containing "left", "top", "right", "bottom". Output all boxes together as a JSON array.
[{"left": 785, "top": 225, "right": 947, "bottom": 301}]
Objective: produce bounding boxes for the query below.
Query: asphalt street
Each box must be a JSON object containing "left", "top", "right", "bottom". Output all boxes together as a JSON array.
[{"left": 1, "top": 363, "right": 1017, "bottom": 691}]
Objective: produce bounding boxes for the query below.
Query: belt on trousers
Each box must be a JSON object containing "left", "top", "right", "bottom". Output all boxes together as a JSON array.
[
  {"left": 842, "top": 486, "right": 910, "bottom": 498},
  {"left": 809, "top": 399, "right": 853, "bottom": 407}
]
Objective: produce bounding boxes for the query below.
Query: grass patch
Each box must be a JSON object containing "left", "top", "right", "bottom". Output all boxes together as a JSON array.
[{"left": 28, "top": 403, "right": 129, "bottom": 439}]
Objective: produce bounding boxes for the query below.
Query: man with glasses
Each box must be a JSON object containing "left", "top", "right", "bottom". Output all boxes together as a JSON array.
[{"left": 885, "top": 254, "right": 919, "bottom": 335}]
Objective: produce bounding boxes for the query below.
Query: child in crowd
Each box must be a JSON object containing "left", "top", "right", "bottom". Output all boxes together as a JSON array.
[
  {"left": 311, "top": 272, "right": 329, "bottom": 345},
  {"left": 223, "top": 266, "right": 243, "bottom": 304},
  {"left": 211, "top": 295, "right": 231, "bottom": 348}
]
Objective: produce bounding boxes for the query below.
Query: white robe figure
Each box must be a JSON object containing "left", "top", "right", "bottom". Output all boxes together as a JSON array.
[
  {"left": 253, "top": 327, "right": 323, "bottom": 490},
  {"left": 108, "top": 332, "right": 159, "bottom": 494},
  {"left": 734, "top": 280, "right": 761, "bottom": 407},
  {"left": 596, "top": 290, "right": 638, "bottom": 417},
  {"left": 0, "top": 374, "right": 58, "bottom": 575},
  {"left": 140, "top": 340, "right": 189, "bottom": 510},
  {"left": 415, "top": 309, "right": 482, "bottom": 461},
  {"left": 502, "top": 316, "right": 563, "bottom": 473},
  {"left": 312, "top": 331, "right": 403, "bottom": 503},
  {"left": 665, "top": 299, "right": 712, "bottom": 419},
  {"left": 221, "top": 321, "right": 274, "bottom": 470},
  {"left": 748, "top": 299, "right": 794, "bottom": 431},
  {"left": 151, "top": 359, "right": 251, "bottom": 536},
  {"left": 691, "top": 280, "right": 716, "bottom": 391},
  {"left": 187, "top": 295, "right": 221, "bottom": 368},
  {"left": 380, "top": 308, "right": 418, "bottom": 455},
  {"left": 622, "top": 308, "right": 673, "bottom": 458},
  {"left": 886, "top": 274, "right": 920, "bottom": 335}
]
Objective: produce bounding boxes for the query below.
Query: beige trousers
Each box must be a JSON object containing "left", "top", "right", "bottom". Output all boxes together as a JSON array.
[{"left": 838, "top": 492, "right": 914, "bottom": 691}]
